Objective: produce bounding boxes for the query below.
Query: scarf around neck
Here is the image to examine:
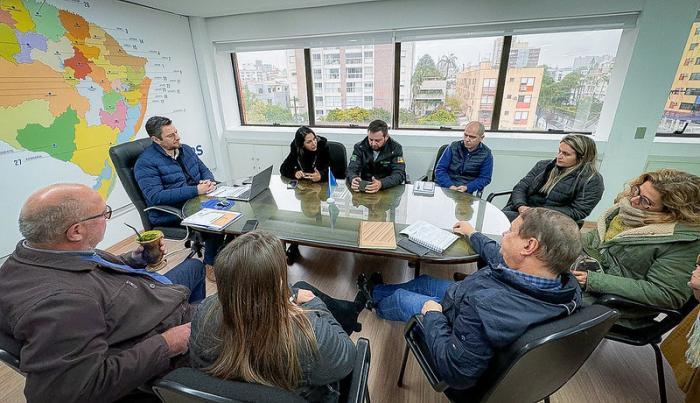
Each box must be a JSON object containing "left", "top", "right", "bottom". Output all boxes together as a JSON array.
[{"left": 616, "top": 197, "right": 667, "bottom": 227}]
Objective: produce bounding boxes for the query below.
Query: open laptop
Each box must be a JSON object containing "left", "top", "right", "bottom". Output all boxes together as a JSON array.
[{"left": 223, "top": 165, "right": 273, "bottom": 201}]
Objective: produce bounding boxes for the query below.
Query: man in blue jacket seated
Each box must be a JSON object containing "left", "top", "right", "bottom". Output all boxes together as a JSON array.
[
  {"left": 434, "top": 121, "right": 493, "bottom": 194},
  {"left": 359, "top": 208, "right": 582, "bottom": 392},
  {"left": 135, "top": 116, "right": 223, "bottom": 271}
]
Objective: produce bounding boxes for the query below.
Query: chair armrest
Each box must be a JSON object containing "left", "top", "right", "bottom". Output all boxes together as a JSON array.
[
  {"left": 404, "top": 314, "right": 425, "bottom": 336},
  {"left": 347, "top": 337, "right": 371, "bottom": 403},
  {"left": 595, "top": 294, "right": 683, "bottom": 320},
  {"left": 153, "top": 367, "right": 306, "bottom": 402},
  {"left": 486, "top": 190, "right": 512, "bottom": 203},
  {"left": 0, "top": 331, "right": 22, "bottom": 375},
  {"left": 403, "top": 315, "right": 448, "bottom": 392},
  {"left": 144, "top": 205, "right": 184, "bottom": 219}
]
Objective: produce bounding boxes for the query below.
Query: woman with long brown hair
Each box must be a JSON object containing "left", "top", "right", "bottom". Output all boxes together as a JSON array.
[
  {"left": 502, "top": 134, "right": 604, "bottom": 222},
  {"left": 573, "top": 169, "right": 700, "bottom": 328},
  {"left": 189, "top": 230, "right": 363, "bottom": 402}
]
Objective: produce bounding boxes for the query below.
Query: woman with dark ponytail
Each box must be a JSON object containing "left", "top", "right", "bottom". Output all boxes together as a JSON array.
[{"left": 280, "top": 126, "right": 331, "bottom": 182}]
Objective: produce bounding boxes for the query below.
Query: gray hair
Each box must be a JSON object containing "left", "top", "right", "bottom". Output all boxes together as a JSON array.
[
  {"left": 19, "top": 195, "right": 87, "bottom": 244},
  {"left": 466, "top": 121, "right": 485, "bottom": 137},
  {"left": 518, "top": 208, "right": 582, "bottom": 275}
]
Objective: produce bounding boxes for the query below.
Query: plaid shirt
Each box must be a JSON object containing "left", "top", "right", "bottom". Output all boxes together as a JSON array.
[{"left": 500, "top": 264, "right": 562, "bottom": 290}]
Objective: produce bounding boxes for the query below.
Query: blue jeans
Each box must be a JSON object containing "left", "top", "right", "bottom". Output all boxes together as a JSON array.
[
  {"left": 373, "top": 275, "right": 453, "bottom": 322},
  {"left": 164, "top": 258, "right": 206, "bottom": 303}
]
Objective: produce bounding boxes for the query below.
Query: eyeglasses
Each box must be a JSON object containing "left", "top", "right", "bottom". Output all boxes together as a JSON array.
[
  {"left": 630, "top": 185, "right": 655, "bottom": 209},
  {"left": 66, "top": 205, "right": 112, "bottom": 231}
]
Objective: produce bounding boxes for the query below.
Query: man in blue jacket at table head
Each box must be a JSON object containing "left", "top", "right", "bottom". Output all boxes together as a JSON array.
[
  {"left": 134, "top": 116, "right": 223, "bottom": 269},
  {"left": 434, "top": 121, "right": 493, "bottom": 194},
  {"left": 360, "top": 208, "right": 582, "bottom": 393}
]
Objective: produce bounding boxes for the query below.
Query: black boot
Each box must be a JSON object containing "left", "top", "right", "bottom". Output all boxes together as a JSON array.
[{"left": 357, "top": 272, "right": 383, "bottom": 311}]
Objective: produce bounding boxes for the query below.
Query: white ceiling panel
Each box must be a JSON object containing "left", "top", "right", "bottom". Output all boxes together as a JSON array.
[{"left": 120, "top": 0, "right": 384, "bottom": 18}]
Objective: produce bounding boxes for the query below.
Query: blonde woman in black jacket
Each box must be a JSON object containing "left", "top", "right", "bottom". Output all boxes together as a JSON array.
[{"left": 503, "top": 134, "right": 604, "bottom": 222}]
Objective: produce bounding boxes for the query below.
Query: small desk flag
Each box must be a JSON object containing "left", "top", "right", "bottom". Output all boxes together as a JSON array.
[{"left": 328, "top": 167, "right": 337, "bottom": 198}]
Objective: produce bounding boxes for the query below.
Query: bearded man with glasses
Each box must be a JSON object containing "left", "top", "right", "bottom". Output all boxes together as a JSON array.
[
  {"left": 573, "top": 169, "right": 700, "bottom": 328},
  {"left": 0, "top": 183, "right": 206, "bottom": 403}
]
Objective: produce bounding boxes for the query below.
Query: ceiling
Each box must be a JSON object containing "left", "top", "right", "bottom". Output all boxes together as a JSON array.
[{"left": 120, "top": 0, "right": 384, "bottom": 18}]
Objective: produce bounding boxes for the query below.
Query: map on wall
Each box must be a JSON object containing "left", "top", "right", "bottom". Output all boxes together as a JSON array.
[{"left": 0, "top": 0, "right": 213, "bottom": 255}]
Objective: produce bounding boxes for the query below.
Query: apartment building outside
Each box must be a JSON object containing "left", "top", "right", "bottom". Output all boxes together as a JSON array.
[
  {"left": 456, "top": 61, "right": 543, "bottom": 129},
  {"left": 661, "top": 22, "right": 700, "bottom": 133},
  {"left": 492, "top": 37, "right": 541, "bottom": 68},
  {"left": 287, "top": 43, "right": 415, "bottom": 120},
  {"left": 413, "top": 78, "right": 447, "bottom": 116}
]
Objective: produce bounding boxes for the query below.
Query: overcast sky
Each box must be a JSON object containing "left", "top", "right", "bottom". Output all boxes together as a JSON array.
[
  {"left": 413, "top": 29, "right": 623, "bottom": 69},
  {"left": 236, "top": 29, "right": 624, "bottom": 72}
]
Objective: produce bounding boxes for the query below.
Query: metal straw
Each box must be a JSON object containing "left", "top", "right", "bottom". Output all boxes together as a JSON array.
[{"left": 125, "top": 223, "right": 143, "bottom": 241}]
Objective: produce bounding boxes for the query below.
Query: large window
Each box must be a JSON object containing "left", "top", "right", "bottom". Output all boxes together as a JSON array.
[
  {"left": 398, "top": 38, "right": 498, "bottom": 129},
  {"left": 234, "top": 49, "right": 308, "bottom": 125},
  {"left": 233, "top": 29, "right": 622, "bottom": 131},
  {"left": 309, "top": 45, "right": 393, "bottom": 126},
  {"left": 498, "top": 31, "right": 622, "bottom": 132},
  {"left": 658, "top": 22, "right": 700, "bottom": 136}
]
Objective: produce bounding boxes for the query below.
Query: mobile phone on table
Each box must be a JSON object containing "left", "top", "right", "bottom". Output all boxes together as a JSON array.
[
  {"left": 287, "top": 180, "right": 298, "bottom": 189},
  {"left": 241, "top": 219, "right": 259, "bottom": 233},
  {"left": 359, "top": 180, "right": 370, "bottom": 192}
]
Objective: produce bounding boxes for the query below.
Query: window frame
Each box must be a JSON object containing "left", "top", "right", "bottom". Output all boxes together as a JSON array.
[{"left": 231, "top": 32, "right": 619, "bottom": 134}]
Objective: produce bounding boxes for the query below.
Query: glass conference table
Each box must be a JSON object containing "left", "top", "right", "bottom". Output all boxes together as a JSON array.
[{"left": 183, "top": 176, "right": 511, "bottom": 277}]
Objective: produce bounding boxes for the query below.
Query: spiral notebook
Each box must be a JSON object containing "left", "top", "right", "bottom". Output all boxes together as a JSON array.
[{"left": 399, "top": 221, "right": 459, "bottom": 254}]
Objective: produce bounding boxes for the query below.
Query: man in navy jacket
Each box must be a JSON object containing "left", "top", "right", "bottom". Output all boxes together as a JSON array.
[
  {"left": 434, "top": 121, "right": 493, "bottom": 194},
  {"left": 363, "top": 208, "right": 582, "bottom": 392},
  {"left": 134, "top": 116, "right": 222, "bottom": 266}
]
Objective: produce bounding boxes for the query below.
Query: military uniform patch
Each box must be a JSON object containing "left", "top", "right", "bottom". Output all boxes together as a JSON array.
[{"left": 396, "top": 156, "right": 405, "bottom": 164}]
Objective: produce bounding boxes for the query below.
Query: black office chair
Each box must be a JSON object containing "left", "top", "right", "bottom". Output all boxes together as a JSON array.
[
  {"left": 421, "top": 144, "right": 449, "bottom": 183},
  {"left": 595, "top": 294, "right": 699, "bottom": 403},
  {"left": 486, "top": 190, "right": 512, "bottom": 204},
  {"left": 109, "top": 138, "right": 202, "bottom": 258},
  {"left": 153, "top": 337, "right": 372, "bottom": 403},
  {"left": 421, "top": 144, "right": 483, "bottom": 198},
  {"left": 397, "top": 305, "right": 619, "bottom": 403},
  {"left": 327, "top": 141, "right": 348, "bottom": 180},
  {"left": 486, "top": 191, "right": 586, "bottom": 228},
  {"left": 0, "top": 330, "right": 22, "bottom": 375}
]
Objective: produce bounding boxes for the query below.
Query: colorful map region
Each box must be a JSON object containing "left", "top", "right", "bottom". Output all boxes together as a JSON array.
[{"left": 0, "top": 0, "right": 151, "bottom": 199}]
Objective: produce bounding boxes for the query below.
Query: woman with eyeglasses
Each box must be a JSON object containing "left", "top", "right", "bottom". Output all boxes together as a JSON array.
[
  {"left": 502, "top": 134, "right": 604, "bottom": 223},
  {"left": 189, "top": 230, "right": 367, "bottom": 402},
  {"left": 573, "top": 169, "right": 700, "bottom": 328},
  {"left": 280, "top": 126, "right": 332, "bottom": 183}
]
